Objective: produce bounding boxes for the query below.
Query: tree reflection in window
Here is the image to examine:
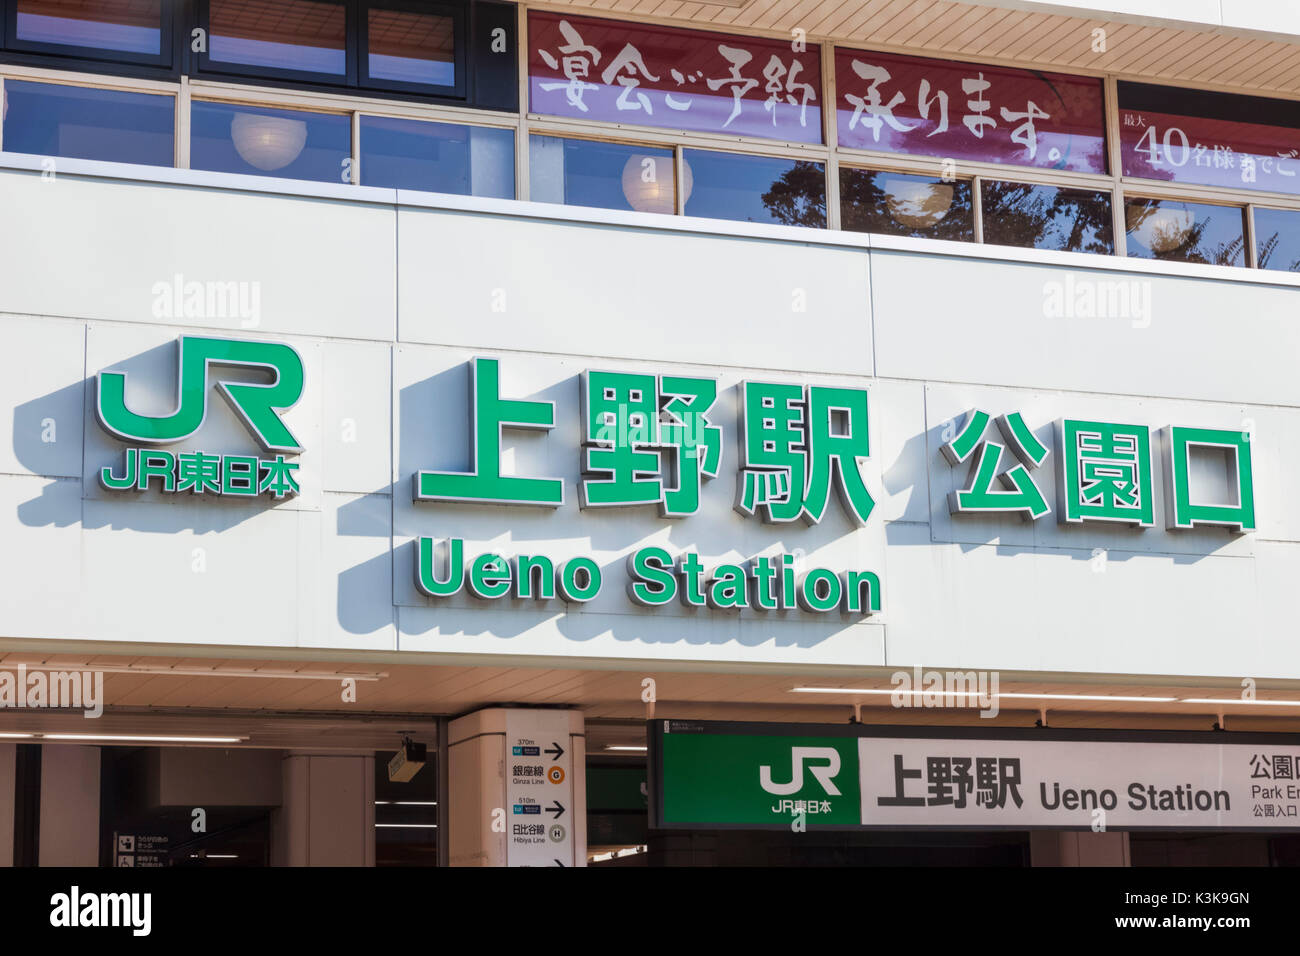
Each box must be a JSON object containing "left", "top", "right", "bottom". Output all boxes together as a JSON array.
[
  {"left": 836, "top": 168, "right": 974, "bottom": 241},
  {"left": 1124, "top": 198, "right": 1246, "bottom": 267},
  {"left": 981, "top": 181, "right": 1113, "bottom": 254},
  {"left": 1254, "top": 207, "right": 1300, "bottom": 272},
  {"left": 760, "top": 160, "right": 828, "bottom": 228}
]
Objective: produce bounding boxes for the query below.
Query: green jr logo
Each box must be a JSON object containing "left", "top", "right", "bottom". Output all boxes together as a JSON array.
[{"left": 96, "top": 336, "right": 305, "bottom": 453}]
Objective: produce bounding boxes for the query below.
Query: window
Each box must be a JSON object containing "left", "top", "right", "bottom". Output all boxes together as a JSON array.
[
  {"left": 363, "top": 2, "right": 461, "bottom": 96},
  {"left": 530, "top": 135, "right": 676, "bottom": 214},
  {"left": 1119, "top": 81, "right": 1300, "bottom": 197},
  {"left": 7, "top": 0, "right": 168, "bottom": 64},
  {"left": 981, "top": 181, "right": 1113, "bottom": 253},
  {"left": 360, "top": 115, "right": 513, "bottom": 199},
  {"left": 1254, "top": 207, "right": 1300, "bottom": 273},
  {"left": 190, "top": 101, "right": 350, "bottom": 183},
  {"left": 840, "top": 168, "right": 973, "bottom": 241},
  {"left": 203, "top": 0, "right": 348, "bottom": 80},
  {"left": 684, "top": 149, "right": 825, "bottom": 228},
  {"left": 835, "top": 47, "right": 1106, "bottom": 175},
  {"left": 528, "top": 11, "right": 823, "bottom": 145},
  {"left": 2, "top": 79, "right": 174, "bottom": 166},
  {"left": 1124, "top": 197, "right": 1246, "bottom": 266},
  {"left": 196, "top": 0, "right": 469, "bottom": 98}
]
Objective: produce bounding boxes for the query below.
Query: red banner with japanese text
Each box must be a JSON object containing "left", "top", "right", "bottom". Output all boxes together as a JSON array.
[
  {"left": 528, "top": 11, "right": 824, "bottom": 145},
  {"left": 834, "top": 48, "right": 1106, "bottom": 175}
]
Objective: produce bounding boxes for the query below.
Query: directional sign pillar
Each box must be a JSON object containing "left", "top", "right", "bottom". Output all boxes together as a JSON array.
[{"left": 448, "top": 708, "right": 585, "bottom": 866}]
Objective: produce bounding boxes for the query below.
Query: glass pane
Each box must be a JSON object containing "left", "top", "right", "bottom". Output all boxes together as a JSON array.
[
  {"left": 1254, "top": 207, "right": 1300, "bottom": 273},
  {"left": 361, "top": 116, "right": 513, "bottom": 199},
  {"left": 367, "top": 8, "right": 455, "bottom": 88},
  {"left": 1119, "top": 81, "right": 1300, "bottom": 198},
  {"left": 2, "top": 80, "right": 173, "bottom": 167},
  {"left": 839, "top": 168, "right": 973, "bottom": 241},
  {"left": 191, "top": 101, "right": 350, "bottom": 183},
  {"left": 209, "top": 0, "right": 346, "bottom": 76},
  {"left": 529, "top": 136, "right": 675, "bottom": 214},
  {"left": 529, "top": 11, "right": 823, "bottom": 145},
  {"left": 981, "top": 182, "right": 1113, "bottom": 253},
  {"left": 15, "top": 0, "right": 162, "bottom": 54},
  {"left": 1124, "top": 198, "right": 1246, "bottom": 266},
  {"left": 684, "top": 150, "right": 825, "bottom": 227}
]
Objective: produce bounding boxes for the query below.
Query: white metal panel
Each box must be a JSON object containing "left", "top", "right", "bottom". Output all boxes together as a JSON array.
[
  {"left": 0, "top": 316, "right": 85, "bottom": 479},
  {"left": 869, "top": 249, "right": 1300, "bottom": 408},
  {"left": 0, "top": 168, "right": 397, "bottom": 341},
  {"left": 395, "top": 206, "right": 875, "bottom": 377}
]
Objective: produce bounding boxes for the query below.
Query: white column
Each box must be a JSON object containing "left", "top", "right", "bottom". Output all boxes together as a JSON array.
[
  {"left": 448, "top": 708, "right": 585, "bottom": 867},
  {"left": 39, "top": 745, "right": 100, "bottom": 867},
  {"left": 272, "top": 753, "right": 375, "bottom": 866}
]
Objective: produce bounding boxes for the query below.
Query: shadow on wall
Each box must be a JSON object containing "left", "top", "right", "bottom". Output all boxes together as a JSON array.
[{"left": 15, "top": 340, "right": 300, "bottom": 534}]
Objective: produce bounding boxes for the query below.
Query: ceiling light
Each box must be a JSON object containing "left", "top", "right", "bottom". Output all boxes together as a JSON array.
[
  {"left": 42, "top": 734, "right": 247, "bottom": 744},
  {"left": 375, "top": 824, "right": 438, "bottom": 829},
  {"left": 606, "top": 745, "right": 648, "bottom": 752},
  {"left": 996, "top": 693, "right": 1179, "bottom": 702},
  {"left": 792, "top": 687, "right": 1179, "bottom": 703},
  {"left": 1181, "top": 698, "right": 1300, "bottom": 706}
]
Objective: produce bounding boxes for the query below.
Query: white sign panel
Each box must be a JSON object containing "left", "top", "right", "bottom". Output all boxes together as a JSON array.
[
  {"left": 505, "top": 710, "right": 575, "bottom": 866},
  {"left": 861, "top": 736, "right": 1300, "bottom": 829}
]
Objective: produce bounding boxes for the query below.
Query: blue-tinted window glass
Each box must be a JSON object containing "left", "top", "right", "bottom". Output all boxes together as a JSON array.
[
  {"left": 190, "top": 101, "right": 350, "bottom": 183},
  {"left": 2, "top": 80, "right": 173, "bottom": 167},
  {"left": 529, "top": 136, "right": 676, "bottom": 214},
  {"left": 1124, "top": 198, "right": 1246, "bottom": 267},
  {"left": 1254, "top": 207, "right": 1300, "bottom": 273},
  {"left": 209, "top": 0, "right": 346, "bottom": 76},
  {"left": 16, "top": 0, "right": 161, "bottom": 54},
  {"left": 982, "top": 182, "right": 1114, "bottom": 254},
  {"left": 361, "top": 116, "right": 513, "bottom": 199},
  {"left": 840, "top": 168, "right": 974, "bottom": 241},
  {"left": 683, "top": 150, "right": 826, "bottom": 228},
  {"left": 367, "top": 8, "right": 455, "bottom": 88}
]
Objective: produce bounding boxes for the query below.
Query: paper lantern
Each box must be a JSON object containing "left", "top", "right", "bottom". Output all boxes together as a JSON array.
[{"left": 230, "top": 112, "right": 308, "bottom": 172}]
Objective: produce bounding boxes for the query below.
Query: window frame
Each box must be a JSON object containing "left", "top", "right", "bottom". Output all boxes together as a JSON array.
[
  {"left": 3, "top": 0, "right": 174, "bottom": 69},
  {"left": 358, "top": 0, "right": 464, "bottom": 100},
  {"left": 837, "top": 162, "right": 978, "bottom": 243},
  {"left": 188, "top": 94, "right": 355, "bottom": 183},
  {"left": 977, "top": 177, "right": 1117, "bottom": 255},
  {"left": 1120, "top": 193, "right": 1250, "bottom": 267},
  {"left": 1, "top": 72, "right": 178, "bottom": 167},
  {"left": 195, "top": 0, "right": 356, "bottom": 88}
]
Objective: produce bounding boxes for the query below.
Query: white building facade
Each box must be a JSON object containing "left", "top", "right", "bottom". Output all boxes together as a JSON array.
[{"left": 0, "top": 0, "right": 1298, "bottom": 867}]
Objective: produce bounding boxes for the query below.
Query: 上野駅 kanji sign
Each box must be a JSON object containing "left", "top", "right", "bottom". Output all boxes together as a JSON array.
[{"left": 651, "top": 721, "right": 1300, "bottom": 831}]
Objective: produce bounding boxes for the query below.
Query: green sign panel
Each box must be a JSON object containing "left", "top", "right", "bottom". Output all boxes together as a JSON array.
[{"left": 656, "top": 724, "right": 861, "bottom": 827}]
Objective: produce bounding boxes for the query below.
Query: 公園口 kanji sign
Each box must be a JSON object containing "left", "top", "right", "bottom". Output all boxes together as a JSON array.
[
  {"left": 942, "top": 408, "right": 1255, "bottom": 533},
  {"left": 651, "top": 721, "right": 1300, "bottom": 831}
]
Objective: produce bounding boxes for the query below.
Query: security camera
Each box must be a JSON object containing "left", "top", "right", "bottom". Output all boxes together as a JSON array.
[{"left": 387, "top": 737, "right": 427, "bottom": 783}]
